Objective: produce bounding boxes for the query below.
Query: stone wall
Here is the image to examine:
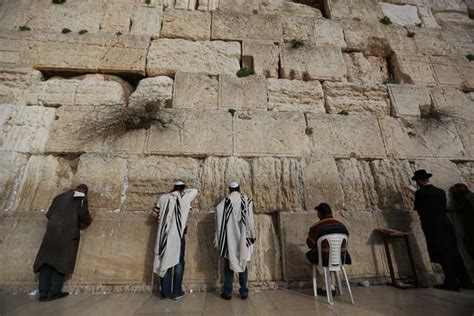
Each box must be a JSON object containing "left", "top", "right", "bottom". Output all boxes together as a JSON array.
[{"left": 0, "top": 0, "right": 473, "bottom": 292}]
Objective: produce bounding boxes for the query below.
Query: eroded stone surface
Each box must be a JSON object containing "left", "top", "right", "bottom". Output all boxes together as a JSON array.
[
  {"left": 173, "top": 72, "right": 218, "bottom": 109},
  {"left": 344, "top": 53, "right": 388, "bottom": 84},
  {"left": 379, "top": 3, "right": 422, "bottom": 26},
  {"left": 267, "top": 78, "right": 325, "bottom": 112},
  {"left": 325, "top": 0, "right": 384, "bottom": 21},
  {"left": 129, "top": 76, "right": 174, "bottom": 108},
  {"left": 430, "top": 87, "right": 474, "bottom": 121},
  {"left": 161, "top": 9, "right": 211, "bottom": 41},
  {"left": 388, "top": 84, "right": 432, "bottom": 117},
  {"left": 430, "top": 55, "right": 474, "bottom": 91},
  {"left": 0, "top": 152, "right": 28, "bottom": 211},
  {"left": 219, "top": 75, "right": 267, "bottom": 110},
  {"left": 393, "top": 53, "right": 437, "bottom": 86},
  {"left": 242, "top": 40, "right": 280, "bottom": 78}
]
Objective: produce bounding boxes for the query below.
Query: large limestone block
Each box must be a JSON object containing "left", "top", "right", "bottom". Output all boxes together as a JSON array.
[
  {"left": 0, "top": 64, "right": 43, "bottom": 105},
  {"left": 325, "top": 0, "right": 384, "bottom": 21},
  {"left": 388, "top": 84, "right": 432, "bottom": 117},
  {"left": 440, "top": 29, "right": 474, "bottom": 56},
  {"left": 383, "top": 26, "right": 417, "bottom": 54},
  {"left": 146, "top": 109, "right": 233, "bottom": 156},
  {"left": 46, "top": 106, "right": 147, "bottom": 154},
  {"left": 218, "top": 0, "right": 259, "bottom": 12},
  {"left": 198, "top": 0, "right": 219, "bottom": 11},
  {"left": 146, "top": 39, "right": 241, "bottom": 76},
  {"left": 73, "top": 155, "right": 127, "bottom": 211},
  {"left": 267, "top": 78, "right": 325, "bottom": 112},
  {"left": 340, "top": 20, "right": 387, "bottom": 56},
  {"left": 323, "top": 82, "right": 390, "bottom": 115},
  {"left": 234, "top": 111, "right": 308, "bottom": 157},
  {"left": 282, "top": 17, "right": 346, "bottom": 48},
  {"left": 199, "top": 156, "right": 251, "bottom": 211},
  {"left": 370, "top": 159, "right": 414, "bottom": 211},
  {"left": 161, "top": 9, "right": 211, "bottom": 40},
  {"left": 344, "top": 53, "right": 388, "bottom": 84},
  {"left": 0, "top": 104, "right": 55, "bottom": 154},
  {"left": 73, "top": 213, "right": 155, "bottom": 284},
  {"left": 434, "top": 11, "right": 474, "bottom": 29},
  {"left": 0, "top": 212, "right": 46, "bottom": 284},
  {"left": 252, "top": 157, "right": 303, "bottom": 213},
  {"left": 311, "top": 19, "right": 346, "bottom": 48},
  {"left": 128, "top": 76, "right": 174, "bottom": 108},
  {"left": 306, "top": 114, "right": 386, "bottom": 158},
  {"left": 410, "top": 28, "right": 452, "bottom": 56},
  {"left": 418, "top": 5, "right": 441, "bottom": 28},
  {"left": 124, "top": 156, "right": 199, "bottom": 211},
  {"left": 261, "top": 2, "right": 323, "bottom": 17},
  {"left": 457, "top": 162, "right": 474, "bottom": 188},
  {"left": 100, "top": 2, "right": 133, "bottom": 34},
  {"left": 336, "top": 159, "right": 379, "bottom": 211},
  {"left": 173, "top": 72, "right": 218, "bottom": 109},
  {"left": 130, "top": 5, "right": 163, "bottom": 37},
  {"left": 455, "top": 119, "right": 474, "bottom": 157},
  {"left": 430, "top": 88, "right": 474, "bottom": 121},
  {"left": 392, "top": 53, "right": 437, "bottom": 87},
  {"left": 14, "top": 156, "right": 74, "bottom": 211},
  {"left": 280, "top": 44, "right": 346, "bottom": 81},
  {"left": 248, "top": 214, "right": 282, "bottom": 282},
  {"left": 211, "top": 11, "right": 283, "bottom": 41},
  {"left": 430, "top": 55, "right": 474, "bottom": 91},
  {"left": 219, "top": 75, "right": 267, "bottom": 110},
  {"left": 0, "top": 152, "right": 28, "bottom": 211},
  {"left": 242, "top": 40, "right": 280, "bottom": 78},
  {"left": 379, "top": 116, "right": 467, "bottom": 159},
  {"left": 302, "top": 158, "right": 344, "bottom": 211},
  {"left": 0, "top": 0, "right": 30, "bottom": 32},
  {"left": 379, "top": 3, "right": 422, "bottom": 26}
]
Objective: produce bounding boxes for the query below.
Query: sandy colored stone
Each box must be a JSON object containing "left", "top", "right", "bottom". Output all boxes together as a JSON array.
[
  {"left": 252, "top": 157, "right": 303, "bottom": 213},
  {"left": 173, "top": 72, "right": 218, "bottom": 109},
  {"left": 341, "top": 20, "right": 387, "bottom": 56},
  {"left": 73, "top": 154, "right": 127, "bottom": 211},
  {"left": 311, "top": 19, "right": 346, "bottom": 48},
  {"left": 383, "top": 26, "right": 417, "bottom": 54},
  {"left": 14, "top": 155, "right": 74, "bottom": 211},
  {"left": 379, "top": 3, "right": 421, "bottom": 26},
  {"left": 219, "top": 75, "right": 267, "bottom": 110},
  {"left": 0, "top": 152, "right": 28, "bottom": 211},
  {"left": 267, "top": 78, "right": 325, "bottom": 112},
  {"left": 344, "top": 53, "right": 388, "bottom": 84},
  {"left": 198, "top": 0, "right": 219, "bottom": 11},
  {"left": 379, "top": 116, "right": 467, "bottom": 159},
  {"left": 161, "top": 9, "right": 211, "bottom": 40},
  {"left": 129, "top": 76, "right": 174, "bottom": 108},
  {"left": 434, "top": 11, "right": 474, "bottom": 29},
  {"left": 0, "top": 104, "right": 55, "bottom": 154},
  {"left": 430, "top": 55, "right": 474, "bottom": 91},
  {"left": 146, "top": 39, "right": 241, "bottom": 76},
  {"left": 212, "top": 11, "right": 282, "bottom": 41},
  {"left": 430, "top": 87, "right": 474, "bottom": 121},
  {"left": 418, "top": 5, "right": 441, "bottom": 28},
  {"left": 145, "top": 109, "right": 233, "bottom": 156},
  {"left": 283, "top": 17, "right": 346, "bottom": 48},
  {"left": 280, "top": 44, "right": 346, "bottom": 81},
  {"left": 242, "top": 40, "right": 280, "bottom": 78},
  {"left": 100, "top": 2, "right": 133, "bottom": 34},
  {"left": 302, "top": 158, "right": 343, "bottom": 211},
  {"left": 325, "top": 0, "right": 384, "bottom": 21},
  {"left": 124, "top": 156, "right": 199, "bottom": 211},
  {"left": 235, "top": 111, "right": 308, "bottom": 157},
  {"left": 409, "top": 28, "right": 451, "bottom": 56},
  {"left": 388, "top": 84, "right": 432, "bottom": 117},
  {"left": 261, "top": 2, "right": 322, "bottom": 17},
  {"left": 0, "top": 63, "right": 43, "bottom": 105},
  {"left": 455, "top": 119, "right": 474, "bottom": 158},
  {"left": 307, "top": 114, "right": 386, "bottom": 158},
  {"left": 392, "top": 53, "right": 437, "bottom": 87},
  {"left": 323, "top": 82, "right": 390, "bottom": 115},
  {"left": 218, "top": 0, "right": 259, "bottom": 12},
  {"left": 457, "top": 162, "right": 474, "bottom": 188},
  {"left": 130, "top": 5, "right": 163, "bottom": 37}
]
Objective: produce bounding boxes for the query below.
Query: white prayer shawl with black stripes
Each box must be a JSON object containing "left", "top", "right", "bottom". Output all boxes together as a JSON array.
[
  {"left": 153, "top": 188, "right": 198, "bottom": 277},
  {"left": 215, "top": 192, "right": 256, "bottom": 273}
]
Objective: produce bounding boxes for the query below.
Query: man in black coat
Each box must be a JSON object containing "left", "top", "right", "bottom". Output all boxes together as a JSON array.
[
  {"left": 412, "top": 170, "right": 472, "bottom": 291},
  {"left": 33, "top": 184, "right": 96, "bottom": 301}
]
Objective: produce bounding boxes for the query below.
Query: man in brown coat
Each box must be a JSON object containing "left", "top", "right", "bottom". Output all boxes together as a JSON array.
[{"left": 33, "top": 184, "right": 96, "bottom": 301}]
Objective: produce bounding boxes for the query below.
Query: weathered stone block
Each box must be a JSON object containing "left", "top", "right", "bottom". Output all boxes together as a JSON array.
[
  {"left": 312, "top": 19, "right": 346, "bottom": 48},
  {"left": 235, "top": 111, "right": 308, "bottom": 157},
  {"left": 161, "top": 9, "right": 211, "bottom": 40},
  {"left": 0, "top": 64, "right": 43, "bottom": 105},
  {"left": 242, "top": 40, "right": 280, "bottom": 78},
  {"left": 280, "top": 44, "right": 346, "bottom": 81},
  {"left": 173, "top": 72, "right": 218, "bottom": 109},
  {"left": 388, "top": 84, "right": 432, "bottom": 117},
  {"left": 262, "top": 2, "right": 322, "bottom": 17},
  {"left": 383, "top": 27, "right": 417, "bottom": 54},
  {"left": 0, "top": 104, "right": 56, "bottom": 154},
  {"left": 145, "top": 109, "right": 233, "bottom": 156},
  {"left": 129, "top": 76, "right": 174, "bottom": 108},
  {"left": 325, "top": 0, "right": 384, "bottom": 21},
  {"left": 323, "top": 82, "right": 390, "bottom": 115},
  {"left": 430, "top": 55, "right": 474, "bottom": 91},
  {"left": 252, "top": 157, "right": 303, "bottom": 213},
  {"left": 302, "top": 158, "right": 343, "bottom": 211},
  {"left": 430, "top": 87, "right": 473, "bottom": 121},
  {"left": 341, "top": 20, "right": 387, "bottom": 55},
  {"left": 393, "top": 53, "right": 437, "bottom": 87},
  {"left": 100, "top": 2, "right": 133, "bottom": 34},
  {"left": 267, "top": 78, "right": 325, "bottom": 112},
  {"left": 411, "top": 28, "right": 452, "bottom": 56},
  {"left": 457, "top": 162, "right": 474, "bottom": 188},
  {"left": 199, "top": 156, "right": 251, "bottom": 211},
  {"left": 211, "top": 12, "right": 282, "bottom": 41},
  {"left": 219, "top": 75, "right": 267, "bottom": 110},
  {"left": 379, "top": 3, "right": 421, "bottom": 26},
  {"left": 146, "top": 39, "right": 241, "bottom": 76},
  {"left": 379, "top": 116, "right": 467, "bottom": 159},
  {"left": 282, "top": 17, "right": 346, "bottom": 48},
  {"left": 130, "top": 5, "right": 163, "bottom": 37},
  {"left": 344, "top": 53, "right": 388, "bottom": 84},
  {"left": 434, "top": 11, "right": 474, "bottom": 29},
  {"left": 0, "top": 152, "right": 28, "bottom": 211},
  {"left": 455, "top": 119, "right": 474, "bottom": 158},
  {"left": 218, "top": 0, "right": 259, "bottom": 12},
  {"left": 198, "top": 0, "right": 219, "bottom": 11},
  {"left": 418, "top": 5, "right": 440, "bottom": 28},
  {"left": 124, "top": 156, "right": 199, "bottom": 211},
  {"left": 307, "top": 114, "right": 386, "bottom": 158}
]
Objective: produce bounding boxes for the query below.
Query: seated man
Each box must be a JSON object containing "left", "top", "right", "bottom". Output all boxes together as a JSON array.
[{"left": 306, "top": 203, "right": 351, "bottom": 269}]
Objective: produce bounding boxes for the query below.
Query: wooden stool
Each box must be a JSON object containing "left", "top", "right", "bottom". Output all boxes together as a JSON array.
[{"left": 374, "top": 228, "right": 419, "bottom": 289}]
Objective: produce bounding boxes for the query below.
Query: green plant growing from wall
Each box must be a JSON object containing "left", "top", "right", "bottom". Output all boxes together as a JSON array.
[
  {"left": 116, "top": 31, "right": 123, "bottom": 36},
  {"left": 236, "top": 68, "right": 252, "bottom": 78},
  {"left": 19, "top": 26, "right": 31, "bottom": 31},
  {"left": 416, "top": 22, "right": 422, "bottom": 27},
  {"left": 290, "top": 39, "right": 304, "bottom": 49},
  {"left": 52, "top": 0, "right": 66, "bottom": 4},
  {"left": 383, "top": 78, "right": 399, "bottom": 84},
  {"left": 145, "top": 0, "right": 151, "bottom": 4},
  {"left": 379, "top": 16, "right": 392, "bottom": 25},
  {"left": 78, "top": 29, "right": 88, "bottom": 35},
  {"left": 338, "top": 110, "right": 349, "bottom": 116},
  {"left": 407, "top": 32, "right": 416, "bottom": 38},
  {"left": 62, "top": 28, "right": 72, "bottom": 34},
  {"left": 467, "top": 54, "right": 474, "bottom": 61}
]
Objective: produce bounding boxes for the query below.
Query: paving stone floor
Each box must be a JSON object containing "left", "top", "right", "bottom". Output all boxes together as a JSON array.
[{"left": 1, "top": 285, "right": 473, "bottom": 316}]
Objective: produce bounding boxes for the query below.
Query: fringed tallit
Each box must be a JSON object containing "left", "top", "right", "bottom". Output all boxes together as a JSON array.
[{"left": 215, "top": 192, "right": 256, "bottom": 273}]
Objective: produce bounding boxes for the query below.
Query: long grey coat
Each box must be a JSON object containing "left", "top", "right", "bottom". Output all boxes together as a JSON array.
[{"left": 33, "top": 190, "right": 92, "bottom": 275}]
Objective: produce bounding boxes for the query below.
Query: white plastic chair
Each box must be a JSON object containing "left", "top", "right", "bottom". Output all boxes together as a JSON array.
[{"left": 312, "top": 233, "right": 354, "bottom": 305}]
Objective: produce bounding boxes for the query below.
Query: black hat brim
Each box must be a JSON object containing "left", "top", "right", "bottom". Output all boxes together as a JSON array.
[{"left": 412, "top": 173, "right": 432, "bottom": 181}]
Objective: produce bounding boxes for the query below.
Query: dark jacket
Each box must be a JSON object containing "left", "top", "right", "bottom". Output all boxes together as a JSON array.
[
  {"left": 33, "top": 190, "right": 92, "bottom": 275},
  {"left": 452, "top": 192, "right": 474, "bottom": 259},
  {"left": 414, "top": 184, "right": 457, "bottom": 263}
]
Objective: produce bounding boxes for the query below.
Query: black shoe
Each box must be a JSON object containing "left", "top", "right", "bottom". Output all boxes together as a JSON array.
[
  {"left": 433, "top": 284, "right": 460, "bottom": 292},
  {"left": 48, "top": 292, "right": 69, "bottom": 301},
  {"left": 316, "top": 288, "right": 337, "bottom": 296},
  {"left": 460, "top": 282, "right": 474, "bottom": 290},
  {"left": 171, "top": 292, "right": 185, "bottom": 300},
  {"left": 220, "top": 292, "right": 232, "bottom": 300},
  {"left": 39, "top": 295, "right": 49, "bottom": 302},
  {"left": 240, "top": 293, "right": 248, "bottom": 300}
]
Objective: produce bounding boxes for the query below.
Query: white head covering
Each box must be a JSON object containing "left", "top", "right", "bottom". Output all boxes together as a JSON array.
[
  {"left": 229, "top": 181, "right": 240, "bottom": 189},
  {"left": 175, "top": 180, "right": 185, "bottom": 186}
]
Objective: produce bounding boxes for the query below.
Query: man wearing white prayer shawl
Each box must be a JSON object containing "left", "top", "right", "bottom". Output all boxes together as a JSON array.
[
  {"left": 215, "top": 181, "right": 256, "bottom": 300},
  {"left": 152, "top": 180, "right": 198, "bottom": 300}
]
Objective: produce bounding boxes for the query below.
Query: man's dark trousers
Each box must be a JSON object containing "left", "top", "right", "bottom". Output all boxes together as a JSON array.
[{"left": 38, "top": 264, "right": 65, "bottom": 298}]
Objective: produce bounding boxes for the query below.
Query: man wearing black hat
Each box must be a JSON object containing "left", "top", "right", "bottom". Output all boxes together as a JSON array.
[{"left": 411, "top": 170, "right": 472, "bottom": 291}]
